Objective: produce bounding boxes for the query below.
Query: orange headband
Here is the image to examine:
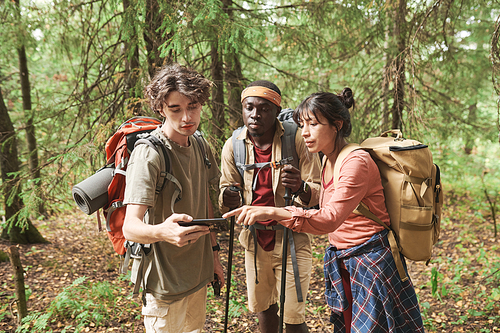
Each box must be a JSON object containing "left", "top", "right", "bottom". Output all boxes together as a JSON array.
[{"left": 241, "top": 86, "right": 281, "bottom": 107}]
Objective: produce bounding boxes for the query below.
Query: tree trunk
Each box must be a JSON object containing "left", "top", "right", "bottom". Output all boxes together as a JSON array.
[
  {"left": 8, "top": 246, "right": 27, "bottom": 323},
  {"left": 210, "top": 40, "right": 225, "bottom": 158},
  {"left": 223, "top": 0, "right": 244, "bottom": 132},
  {"left": 464, "top": 103, "right": 477, "bottom": 154},
  {"left": 493, "top": 14, "right": 500, "bottom": 145},
  {"left": 0, "top": 87, "right": 47, "bottom": 244},
  {"left": 123, "top": 0, "right": 142, "bottom": 115},
  {"left": 390, "top": 0, "right": 407, "bottom": 130},
  {"left": 16, "top": 0, "right": 45, "bottom": 217},
  {"left": 382, "top": 25, "right": 390, "bottom": 130},
  {"left": 144, "top": 0, "right": 172, "bottom": 78},
  {"left": 225, "top": 51, "right": 244, "bottom": 131}
]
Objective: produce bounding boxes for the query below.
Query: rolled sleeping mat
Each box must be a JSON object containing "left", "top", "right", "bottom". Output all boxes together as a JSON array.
[{"left": 72, "top": 167, "right": 114, "bottom": 215}]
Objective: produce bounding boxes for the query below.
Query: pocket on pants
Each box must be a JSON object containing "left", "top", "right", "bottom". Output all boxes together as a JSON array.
[
  {"left": 238, "top": 228, "right": 254, "bottom": 251},
  {"left": 142, "top": 294, "right": 170, "bottom": 318}
]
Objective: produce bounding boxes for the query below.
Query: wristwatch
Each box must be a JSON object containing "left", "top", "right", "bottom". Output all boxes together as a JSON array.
[
  {"left": 212, "top": 243, "right": 221, "bottom": 252},
  {"left": 293, "top": 180, "right": 309, "bottom": 196}
]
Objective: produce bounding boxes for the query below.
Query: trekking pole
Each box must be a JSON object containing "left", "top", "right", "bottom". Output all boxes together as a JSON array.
[
  {"left": 224, "top": 185, "right": 241, "bottom": 333},
  {"left": 279, "top": 186, "right": 292, "bottom": 333}
]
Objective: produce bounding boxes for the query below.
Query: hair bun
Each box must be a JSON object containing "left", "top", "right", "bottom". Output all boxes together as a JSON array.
[{"left": 338, "top": 87, "right": 354, "bottom": 109}]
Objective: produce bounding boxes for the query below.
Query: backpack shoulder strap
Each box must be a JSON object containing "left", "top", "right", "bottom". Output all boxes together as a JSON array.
[
  {"left": 334, "top": 143, "right": 380, "bottom": 221},
  {"left": 232, "top": 126, "right": 246, "bottom": 180},
  {"left": 134, "top": 134, "right": 183, "bottom": 213},
  {"left": 192, "top": 130, "right": 212, "bottom": 169},
  {"left": 281, "top": 120, "right": 299, "bottom": 170},
  {"left": 333, "top": 143, "right": 408, "bottom": 282},
  {"left": 333, "top": 143, "right": 362, "bottom": 188},
  {"left": 231, "top": 121, "right": 299, "bottom": 180}
]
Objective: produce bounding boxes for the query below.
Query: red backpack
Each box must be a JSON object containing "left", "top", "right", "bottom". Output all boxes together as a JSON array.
[
  {"left": 73, "top": 116, "right": 210, "bottom": 256},
  {"left": 101, "top": 117, "right": 172, "bottom": 255}
]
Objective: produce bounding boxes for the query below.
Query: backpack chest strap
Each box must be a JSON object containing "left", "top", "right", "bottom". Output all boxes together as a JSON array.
[{"left": 237, "top": 156, "right": 294, "bottom": 192}]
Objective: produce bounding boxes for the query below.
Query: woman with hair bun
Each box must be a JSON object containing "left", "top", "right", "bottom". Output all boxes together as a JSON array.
[{"left": 224, "top": 89, "right": 424, "bottom": 332}]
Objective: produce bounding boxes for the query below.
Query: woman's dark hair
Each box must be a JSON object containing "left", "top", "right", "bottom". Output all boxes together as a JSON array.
[
  {"left": 293, "top": 88, "right": 355, "bottom": 138},
  {"left": 144, "top": 63, "right": 213, "bottom": 116}
]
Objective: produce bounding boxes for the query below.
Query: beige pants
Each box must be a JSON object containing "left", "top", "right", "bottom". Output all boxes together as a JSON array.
[
  {"left": 239, "top": 228, "right": 312, "bottom": 325},
  {"left": 142, "top": 286, "right": 207, "bottom": 332}
]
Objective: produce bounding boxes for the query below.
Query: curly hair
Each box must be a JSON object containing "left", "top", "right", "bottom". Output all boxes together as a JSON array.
[
  {"left": 144, "top": 63, "right": 213, "bottom": 116},
  {"left": 293, "top": 88, "right": 355, "bottom": 138}
]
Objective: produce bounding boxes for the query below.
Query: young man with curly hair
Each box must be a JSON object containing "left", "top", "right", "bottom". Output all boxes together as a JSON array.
[{"left": 123, "top": 63, "right": 223, "bottom": 333}]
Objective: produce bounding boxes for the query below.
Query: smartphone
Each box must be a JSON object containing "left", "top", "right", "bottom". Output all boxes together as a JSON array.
[{"left": 177, "top": 218, "right": 229, "bottom": 232}]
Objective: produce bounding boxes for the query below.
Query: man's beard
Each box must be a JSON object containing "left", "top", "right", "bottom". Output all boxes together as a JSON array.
[{"left": 248, "top": 131, "right": 263, "bottom": 138}]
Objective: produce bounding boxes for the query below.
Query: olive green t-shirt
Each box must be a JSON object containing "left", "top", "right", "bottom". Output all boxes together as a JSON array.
[{"left": 124, "top": 127, "right": 220, "bottom": 301}]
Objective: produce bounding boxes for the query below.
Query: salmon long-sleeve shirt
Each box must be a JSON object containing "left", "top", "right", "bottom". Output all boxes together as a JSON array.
[{"left": 281, "top": 149, "right": 390, "bottom": 250}]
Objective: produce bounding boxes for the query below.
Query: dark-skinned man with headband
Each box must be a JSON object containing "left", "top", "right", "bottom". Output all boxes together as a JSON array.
[{"left": 219, "top": 80, "right": 321, "bottom": 333}]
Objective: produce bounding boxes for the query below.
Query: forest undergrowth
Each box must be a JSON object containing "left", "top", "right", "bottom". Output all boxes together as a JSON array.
[{"left": 0, "top": 192, "right": 499, "bottom": 333}]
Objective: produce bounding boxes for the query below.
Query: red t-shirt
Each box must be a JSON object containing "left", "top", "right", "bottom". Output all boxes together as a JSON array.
[{"left": 251, "top": 142, "right": 277, "bottom": 251}]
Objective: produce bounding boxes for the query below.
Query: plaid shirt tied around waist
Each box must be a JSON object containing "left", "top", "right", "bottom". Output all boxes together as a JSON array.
[{"left": 323, "top": 230, "right": 425, "bottom": 333}]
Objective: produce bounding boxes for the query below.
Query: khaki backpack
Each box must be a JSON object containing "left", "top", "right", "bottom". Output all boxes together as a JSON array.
[{"left": 334, "top": 130, "right": 444, "bottom": 281}]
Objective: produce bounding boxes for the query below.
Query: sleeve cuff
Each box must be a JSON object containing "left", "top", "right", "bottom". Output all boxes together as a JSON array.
[{"left": 281, "top": 206, "right": 311, "bottom": 232}]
